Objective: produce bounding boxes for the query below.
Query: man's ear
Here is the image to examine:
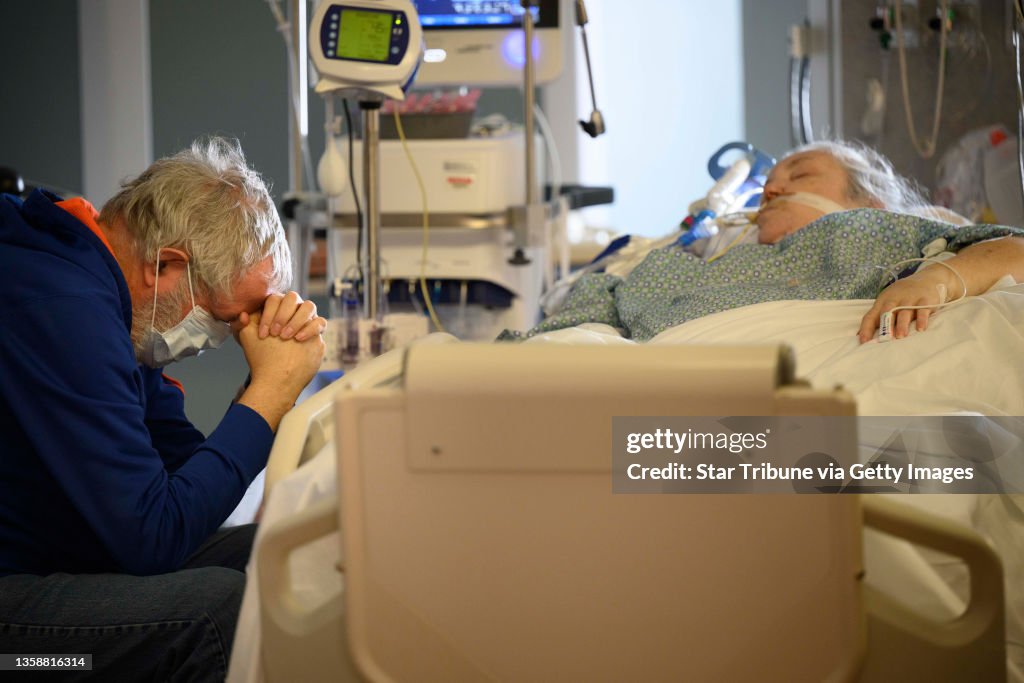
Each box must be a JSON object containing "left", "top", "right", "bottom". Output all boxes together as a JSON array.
[{"left": 142, "top": 247, "right": 191, "bottom": 294}]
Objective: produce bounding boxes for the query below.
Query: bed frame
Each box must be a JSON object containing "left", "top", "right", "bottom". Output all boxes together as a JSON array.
[{"left": 254, "top": 341, "right": 1005, "bottom": 681}]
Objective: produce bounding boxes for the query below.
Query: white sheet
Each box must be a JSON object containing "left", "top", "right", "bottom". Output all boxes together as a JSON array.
[
  {"left": 229, "top": 443, "right": 341, "bottom": 683},
  {"left": 530, "top": 283, "right": 1024, "bottom": 416},
  {"left": 654, "top": 288, "right": 1024, "bottom": 416}
]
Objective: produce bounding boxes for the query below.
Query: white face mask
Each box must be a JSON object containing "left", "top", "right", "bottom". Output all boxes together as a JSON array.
[{"left": 139, "top": 252, "right": 231, "bottom": 368}]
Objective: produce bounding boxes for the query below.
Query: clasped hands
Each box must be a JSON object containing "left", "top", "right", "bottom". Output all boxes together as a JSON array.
[
  {"left": 233, "top": 291, "right": 326, "bottom": 342},
  {"left": 233, "top": 292, "right": 327, "bottom": 398}
]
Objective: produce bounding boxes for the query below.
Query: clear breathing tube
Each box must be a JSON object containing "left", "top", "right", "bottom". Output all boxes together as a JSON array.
[{"left": 678, "top": 154, "right": 756, "bottom": 247}]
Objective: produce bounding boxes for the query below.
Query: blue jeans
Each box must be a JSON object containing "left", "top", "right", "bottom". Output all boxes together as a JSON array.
[{"left": 0, "top": 524, "right": 256, "bottom": 682}]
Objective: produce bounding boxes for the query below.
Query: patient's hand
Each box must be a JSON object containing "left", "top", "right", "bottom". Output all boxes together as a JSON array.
[{"left": 857, "top": 269, "right": 951, "bottom": 343}]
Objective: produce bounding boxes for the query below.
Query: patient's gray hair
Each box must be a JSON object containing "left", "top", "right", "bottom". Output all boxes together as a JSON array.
[
  {"left": 789, "top": 140, "right": 930, "bottom": 215},
  {"left": 100, "top": 137, "right": 291, "bottom": 298}
]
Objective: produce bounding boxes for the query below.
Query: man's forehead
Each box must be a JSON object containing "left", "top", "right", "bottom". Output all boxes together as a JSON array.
[{"left": 212, "top": 257, "right": 277, "bottom": 318}]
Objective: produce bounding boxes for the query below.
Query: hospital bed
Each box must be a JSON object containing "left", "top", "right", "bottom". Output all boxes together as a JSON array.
[{"left": 228, "top": 323, "right": 1018, "bottom": 682}]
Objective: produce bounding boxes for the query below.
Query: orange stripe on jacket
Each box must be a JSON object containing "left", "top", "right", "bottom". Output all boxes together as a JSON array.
[
  {"left": 56, "top": 198, "right": 186, "bottom": 397},
  {"left": 161, "top": 374, "right": 186, "bottom": 396},
  {"left": 56, "top": 198, "right": 115, "bottom": 256}
]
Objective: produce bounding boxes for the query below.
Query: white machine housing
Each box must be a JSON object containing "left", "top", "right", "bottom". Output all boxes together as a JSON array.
[
  {"left": 333, "top": 133, "right": 548, "bottom": 339},
  {"left": 347, "top": 133, "right": 537, "bottom": 213}
]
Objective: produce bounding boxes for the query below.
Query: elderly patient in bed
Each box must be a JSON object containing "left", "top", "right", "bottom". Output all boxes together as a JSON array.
[{"left": 507, "top": 140, "right": 1024, "bottom": 343}]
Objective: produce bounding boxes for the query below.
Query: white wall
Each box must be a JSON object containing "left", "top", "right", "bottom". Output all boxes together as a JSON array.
[
  {"left": 572, "top": 0, "right": 744, "bottom": 237},
  {"left": 742, "top": 0, "right": 810, "bottom": 159},
  {"left": 79, "top": 0, "right": 153, "bottom": 205}
]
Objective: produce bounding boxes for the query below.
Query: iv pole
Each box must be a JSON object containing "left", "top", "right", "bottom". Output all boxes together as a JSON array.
[
  {"left": 361, "top": 101, "right": 383, "bottom": 321},
  {"left": 523, "top": 0, "right": 538, "bottom": 210},
  {"left": 507, "top": 0, "right": 546, "bottom": 265},
  {"left": 515, "top": 0, "right": 604, "bottom": 262}
]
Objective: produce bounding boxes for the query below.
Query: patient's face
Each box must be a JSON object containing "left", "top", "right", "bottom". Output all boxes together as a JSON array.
[{"left": 756, "top": 151, "right": 871, "bottom": 244}]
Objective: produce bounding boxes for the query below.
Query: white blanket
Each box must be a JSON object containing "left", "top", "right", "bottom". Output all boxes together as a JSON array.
[{"left": 529, "top": 282, "right": 1024, "bottom": 416}]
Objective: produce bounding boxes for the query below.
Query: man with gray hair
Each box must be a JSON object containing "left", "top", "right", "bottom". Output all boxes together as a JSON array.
[{"left": 0, "top": 137, "right": 325, "bottom": 680}]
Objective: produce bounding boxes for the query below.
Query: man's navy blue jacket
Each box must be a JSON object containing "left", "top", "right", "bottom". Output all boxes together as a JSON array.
[{"left": 0, "top": 190, "right": 272, "bottom": 576}]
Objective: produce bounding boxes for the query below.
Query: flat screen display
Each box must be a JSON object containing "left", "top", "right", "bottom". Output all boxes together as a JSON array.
[
  {"left": 337, "top": 9, "right": 393, "bottom": 62},
  {"left": 412, "top": 0, "right": 546, "bottom": 28}
]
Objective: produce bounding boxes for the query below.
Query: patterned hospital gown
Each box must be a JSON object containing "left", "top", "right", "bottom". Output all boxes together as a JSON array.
[{"left": 506, "top": 209, "right": 1024, "bottom": 342}]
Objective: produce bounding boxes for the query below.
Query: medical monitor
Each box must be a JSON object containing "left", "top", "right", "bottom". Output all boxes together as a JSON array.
[{"left": 411, "top": 0, "right": 563, "bottom": 86}]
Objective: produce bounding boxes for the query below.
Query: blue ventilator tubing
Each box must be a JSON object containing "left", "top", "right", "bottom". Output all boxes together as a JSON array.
[
  {"left": 675, "top": 142, "right": 776, "bottom": 247},
  {"left": 707, "top": 141, "right": 776, "bottom": 208},
  {"left": 677, "top": 211, "right": 718, "bottom": 247}
]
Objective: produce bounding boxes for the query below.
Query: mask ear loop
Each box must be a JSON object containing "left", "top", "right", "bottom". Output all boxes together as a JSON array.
[
  {"left": 151, "top": 247, "right": 161, "bottom": 331},
  {"left": 185, "top": 259, "right": 196, "bottom": 310}
]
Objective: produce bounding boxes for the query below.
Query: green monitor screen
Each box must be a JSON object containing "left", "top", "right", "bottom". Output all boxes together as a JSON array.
[{"left": 337, "top": 9, "right": 392, "bottom": 62}]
